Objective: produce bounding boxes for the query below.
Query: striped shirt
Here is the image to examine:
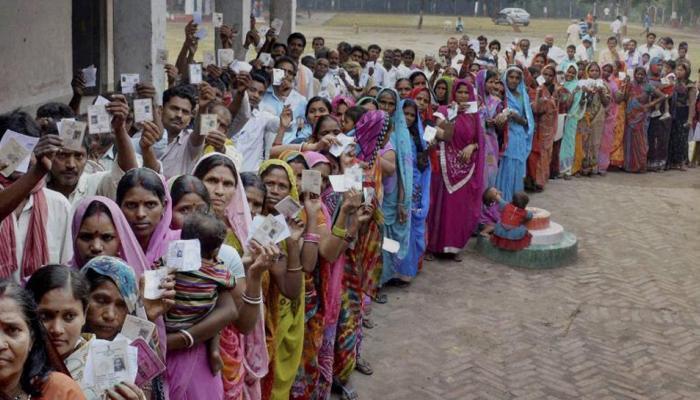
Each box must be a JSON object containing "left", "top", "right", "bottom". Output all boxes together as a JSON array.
[{"left": 165, "top": 259, "right": 235, "bottom": 331}]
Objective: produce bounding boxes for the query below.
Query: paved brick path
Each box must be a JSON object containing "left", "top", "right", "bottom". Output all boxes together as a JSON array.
[{"left": 349, "top": 169, "right": 700, "bottom": 400}]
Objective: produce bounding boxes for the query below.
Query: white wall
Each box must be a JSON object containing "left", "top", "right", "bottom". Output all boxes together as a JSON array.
[{"left": 0, "top": 0, "right": 73, "bottom": 113}]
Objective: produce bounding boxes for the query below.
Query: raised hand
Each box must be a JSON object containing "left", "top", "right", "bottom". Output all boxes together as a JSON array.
[
  {"left": 107, "top": 94, "right": 130, "bottom": 132},
  {"left": 33, "top": 134, "right": 63, "bottom": 173}
]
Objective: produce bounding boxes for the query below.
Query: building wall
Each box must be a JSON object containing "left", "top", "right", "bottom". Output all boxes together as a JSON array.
[{"left": 0, "top": 0, "right": 73, "bottom": 114}]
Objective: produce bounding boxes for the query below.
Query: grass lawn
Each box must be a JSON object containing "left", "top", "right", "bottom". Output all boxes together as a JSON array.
[{"left": 165, "top": 12, "right": 700, "bottom": 75}]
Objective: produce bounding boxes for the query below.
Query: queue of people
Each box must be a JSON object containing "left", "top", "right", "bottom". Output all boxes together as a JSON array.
[{"left": 0, "top": 15, "right": 698, "bottom": 400}]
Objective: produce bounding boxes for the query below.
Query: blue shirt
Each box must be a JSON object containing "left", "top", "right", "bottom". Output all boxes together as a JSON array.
[{"left": 259, "top": 87, "right": 307, "bottom": 144}]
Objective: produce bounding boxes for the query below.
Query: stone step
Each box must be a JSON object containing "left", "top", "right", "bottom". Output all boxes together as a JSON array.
[
  {"left": 531, "top": 221, "right": 565, "bottom": 246},
  {"left": 470, "top": 232, "right": 578, "bottom": 269},
  {"left": 526, "top": 207, "right": 551, "bottom": 231}
]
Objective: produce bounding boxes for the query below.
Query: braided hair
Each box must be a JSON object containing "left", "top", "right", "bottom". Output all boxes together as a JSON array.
[{"left": 368, "top": 111, "right": 391, "bottom": 169}]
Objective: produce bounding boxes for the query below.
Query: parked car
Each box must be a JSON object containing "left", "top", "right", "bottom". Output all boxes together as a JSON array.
[{"left": 493, "top": 8, "right": 530, "bottom": 26}]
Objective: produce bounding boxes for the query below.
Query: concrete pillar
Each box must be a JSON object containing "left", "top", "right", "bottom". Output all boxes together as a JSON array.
[
  {"left": 270, "top": 0, "right": 297, "bottom": 44},
  {"left": 113, "top": 0, "right": 167, "bottom": 100},
  {"left": 215, "top": 0, "right": 251, "bottom": 61}
]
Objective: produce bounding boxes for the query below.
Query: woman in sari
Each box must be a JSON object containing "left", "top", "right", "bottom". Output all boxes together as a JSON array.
[
  {"left": 609, "top": 61, "right": 629, "bottom": 169},
  {"left": 257, "top": 159, "right": 315, "bottom": 400},
  {"left": 526, "top": 64, "right": 562, "bottom": 191},
  {"left": 331, "top": 95, "right": 356, "bottom": 122},
  {"left": 623, "top": 67, "right": 667, "bottom": 172},
  {"left": 389, "top": 99, "right": 430, "bottom": 285},
  {"left": 191, "top": 153, "right": 271, "bottom": 400},
  {"left": 645, "top": 57, "right": 673, "bottom": 171},
  {"left": 476, "top": 69, "right": 507, "bottom": 188},
  {"left": 116, "top": 168, "right": 180, "bottom": 266},
  {"left": 599, "top": 62, "right": 622, "bottom": 174},
  {"left": 667, "top": 62, "right": 697, "bottom": 170},
  {"left": 433, "top": 76, "right": 454, "bottom": 107},
  {"left": 375, "top": 88, "right": 413, "bottom": 285},
  {"left": 427, "top": 79, "right": 485, "bottom": 260},
  {"left": 333, "top": 110, "right": 386, "bottom": 400},
  {"left": 575, "top": 62, "right": 610, "bottom": 176},
  {"left": 559, "top": 63, "right": 584, "bottom": 178},
  {"left": 496, "top": 67, "right": 535, "bottom": 202},
  {"left": 81, "top": 256, "right": 168, "bottom": 399}
]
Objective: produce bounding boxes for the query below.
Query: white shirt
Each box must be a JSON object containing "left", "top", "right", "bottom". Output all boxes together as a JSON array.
[
  {"left": 640, "top": 44, "right": 664, "bottom": 60},
  {"left": 515, "top": 51, "right": 535, "bottom": 67},
  {"left": 383, "top": 66, "right": 399, "bottom": 88},
  {"left": 610, "top": 19, "right": 622, "bottom": 34},
  {"left": 219, "top": 244, "right": 245, "bottom": 279},
  {"left": 397, "top": 64, "right": 412, "bottom": 80},
  {"left": 451, "top": 54, "right": 465, "bottom": 70},
  {"left": 66, "top": 163, "right": 125, "bottom": 206},
  {"left": 625, "top": 50, "right": 641, "bottom": 69},
  {"left": 132, "top": 129, "right": 204, "bottom": 179},
  {"left": 365, "top": 61, "right": 385, "bottom": 85},
  {"left": 662, "top": 48, "right": 679, "bottom": 61},
  {"left": 231, "top": 104, "right": 280, "bottom": 172},
  {"left": 11, "top": 188, "right": 72, "bottom": 282},
  {"left": 546, "top": 46, "right": 568, "bottom": 65},
  {"left": 575, "top": 45, "right": 594, "bottom": 62},
  {"left": 566, "top": 24, "right": 581, "bottom": 45}
]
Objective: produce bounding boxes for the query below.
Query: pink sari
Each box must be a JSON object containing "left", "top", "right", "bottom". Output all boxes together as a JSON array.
[{"left": 599, "top": 72, "right": 619, "bottom": 172}]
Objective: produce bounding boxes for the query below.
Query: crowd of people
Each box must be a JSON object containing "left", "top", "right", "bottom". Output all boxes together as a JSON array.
[{"left": 0, "top": 12, "right": 699, "bottom": 400}]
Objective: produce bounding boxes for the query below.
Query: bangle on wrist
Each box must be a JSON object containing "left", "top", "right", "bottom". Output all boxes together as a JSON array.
[
  {"left": 303, "top": 233, "right": 321, "bottom": 243},
  {"left": 332, "top": 225, "right": 348, "bottom": 239},
  {"left": 286, "top": 266, "right": 303, "bottom": 272},
  {"left": 242, "top": 292, "right": 263, "bottom": 305},
  {"left": 179, "top": 329, "right": 194, "bottom": 348}
]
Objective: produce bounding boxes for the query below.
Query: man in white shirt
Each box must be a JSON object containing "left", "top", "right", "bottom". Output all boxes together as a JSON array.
[
  {"left": 641, "top": 32, "right": 664, "bottom": 60},
  {"left": 260, "top": 56, "right": 308, "bottom": 144},
  {"left": 610, "top": 16, "right": 623, "bottom": 44},
  {"left": 366, "top": 44, "right": 386, "bottom": 84},
  {"left": 383, "top": 49, "right": 399, "bottom": 88},
  {"left": 543, "top": 35, "right": 567, "bottom": 65},
  {"left": 228, "top": 72, "right": 287, "bottom": 172},
  {"left": 47, "top": 95, "right": 138, "bottom": 205},
  {"left": 515, "top": 39, "right": 535, "bottom": 67},
  {"left": 661, "top": 37, "right": 679, "bottom": 61},
  {"left": 0, "top": 111, "right": 72, "bottom": 281},
  {"left": 576, "top": 36, "right": 594, "bottom": 62},
  {"left": 566, "top": 20, "right": 581, "bottom": 46},
  {"left": 131, "top": 85, "right": 207, "bottom": 179},
  {"left": 599, "top": 37, "right": 622, "bottom": 66},
  {"left": 287, "top": 32, "right": 315, "bottom": 99}
]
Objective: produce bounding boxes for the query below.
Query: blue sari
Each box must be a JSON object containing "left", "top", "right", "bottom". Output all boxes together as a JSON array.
[
  {"left": 396, "top": 100, "right": 431, "bottom": 279},
  {"left": 376, "top": 88, "right": 414, "bottom": 284},
  {"left": 495, "top": 67, "right": 535, "bottom": 202},
  {"left": 559, "top": 63, "right": 584, "bottom": 175}
]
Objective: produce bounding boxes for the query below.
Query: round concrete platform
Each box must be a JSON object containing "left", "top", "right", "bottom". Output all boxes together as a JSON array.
[
  {"left": 470, "top": 232, "right": 578, "bottom": 269},
  {"left": 526, "top": 207, "right": 551, "bottom": 230},
  {"left": 531, "top": 221, "right": 565, "bottom": 246}
]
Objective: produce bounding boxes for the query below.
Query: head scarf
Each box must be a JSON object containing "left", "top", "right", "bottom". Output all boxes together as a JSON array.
[
  {"left": 81, "top": 255, "right": 139, "bottom": 315},
  {"left": 353, "top": 109, "right": 389, "bottom": 165},
  {"left": 357, "top": 97, "right": 379, "bottom": 109},
  {"left": 133, "top": 168, "right": 180, "bottom": 265},
  {"left": 408, "top": 86, "right": 434, "bottom": 124},
  {"left": 0, "top": 177, "right": 48, "bottom": 280},
  {"left": 259, "top": 159, "right": 299, "bottom": 202},
  {"left": 192, "top": 152, "right": 252, "bottom": 244},
  {"left": 501, "top": 66, "right": 535, "bottom": 153},
  {"left": 331, "top": 95, "right": 356, "bottom": 113},
  {"left": 279, "top": 150, "right": 308, "bottom": 167},
  {"left": 375, "top": 87, "right": 414, "bottom": 258},
  {"left": 70, "top": 196, "right": 149, "bottom": 275},
  {"left": 433, "top": 76, "right": 455, "bottom": 105},
  {"left": 303, "top": 151, "right": 330, "bottom": 168}
]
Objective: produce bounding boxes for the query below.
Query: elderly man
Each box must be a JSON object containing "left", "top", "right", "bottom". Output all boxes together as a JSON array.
[{"left": 543, "top": 34, "right": 567, "bottom": 64}]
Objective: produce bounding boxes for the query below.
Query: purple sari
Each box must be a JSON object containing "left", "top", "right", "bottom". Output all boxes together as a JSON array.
[{"left": 427, "top": 80, "right": 485, "bottom": 253}]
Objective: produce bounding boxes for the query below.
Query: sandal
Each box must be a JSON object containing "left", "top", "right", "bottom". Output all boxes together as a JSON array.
[
  {"left": 385, "top": 278, "right": 411, "bottom": 288},
  {"left": 362, "top": 317, "right": 375, "bottom": 329},
  {"left": 373, "top": 293, "right": 388, "bottom": 304},
  {"left": 355, "top": 356, "right": 374, "bottom": 376},
  {"left": 424, "top": 252, "right": 435, "bottom": 261},
  {"left": 452, "top": 253, "right": 464, "bottom": 262},
  {"left": 332, "top": 378, "right": 359, "bottom": 400}
]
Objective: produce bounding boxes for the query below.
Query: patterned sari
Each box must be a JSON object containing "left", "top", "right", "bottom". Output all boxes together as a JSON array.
[
  {"left": 575, "top": 62, "right": 610, "bottom": 175},
  {"left": 428, "top": 79, "right": 485, "bottom": 253},
  {"left": 258, "top": 160, "right": 305, "bottom": 400},
  {"left": 559, "top": 63, "right": 584, "bottom": 176},
  {"left": 526, "top": 65, "right": 560, "bottom": 188},
  {"left": 476, "top": 69, "right": 506, "bottom": 188},
  {"left": 334, "top": 110, "right": 386, "bottom": 384},
  {"left": 623, "top": 73, "right": 653, "bottom": 172},
  {"left": 599, "top": 66, "right": 620, "bottom": 172}
]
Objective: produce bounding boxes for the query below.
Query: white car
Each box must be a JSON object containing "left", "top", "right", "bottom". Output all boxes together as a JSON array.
[{"left": 493, "top": 8, "right": 530, "bottom": 26}]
